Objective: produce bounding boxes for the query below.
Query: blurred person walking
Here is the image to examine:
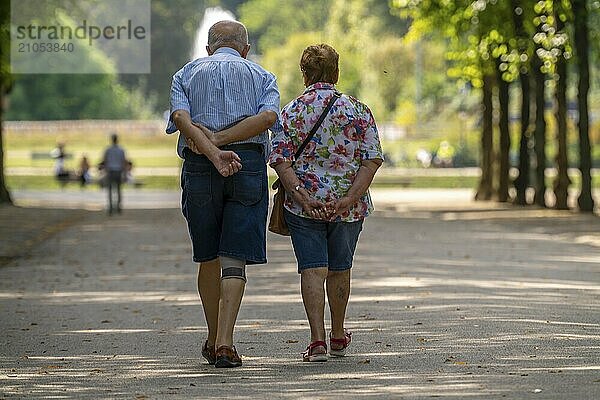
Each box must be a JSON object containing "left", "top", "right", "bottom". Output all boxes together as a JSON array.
[
  {"left": 269, "top": 44, "right": 383, "bottom": 362},
  {"left": 100, "top": 133, "right": 127, "bottom": 215},
  {"left": 78, "top": 155, "right": 91, "bottom": 187},
  {"left": 51, "top": 142, "right": 70, "bottom": 186},
  {"left": 166, "top": 20, "right": 282, "bottom": 368}
]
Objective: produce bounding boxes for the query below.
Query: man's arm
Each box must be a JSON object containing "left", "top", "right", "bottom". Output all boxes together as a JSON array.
[
  {"left": 326, "top": 158, "right": 383, "bottom": 220},
  {"left": 193, "top": 110, "right": 277, "bottom": 147},
  {"left": 172, "top": 109, "right": 242, "bottom": 177}
]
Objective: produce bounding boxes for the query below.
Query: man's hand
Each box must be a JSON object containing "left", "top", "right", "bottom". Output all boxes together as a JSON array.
[
  {"left": 211, "top": 150, "right": 242, "bottom": 177},
  {"left": 185, "top": 135, "right": 241, "bottom": 176},
  {"left": 192, "top": 122, "right": 221, "bottom": 147}
]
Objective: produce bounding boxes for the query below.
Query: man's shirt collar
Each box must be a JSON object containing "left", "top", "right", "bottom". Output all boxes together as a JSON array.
[{"left": 213, "top": 47, "right": 242, "bottom": 57}]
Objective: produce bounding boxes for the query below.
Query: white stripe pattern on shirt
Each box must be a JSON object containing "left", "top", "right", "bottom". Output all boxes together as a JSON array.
[{"left": 166, "top": 47, "right": 282, "bottom": 159}]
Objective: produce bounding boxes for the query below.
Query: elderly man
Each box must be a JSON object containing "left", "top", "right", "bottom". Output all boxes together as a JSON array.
[{"left": 166, "top": 20, "right": 282, "bottom": 368}]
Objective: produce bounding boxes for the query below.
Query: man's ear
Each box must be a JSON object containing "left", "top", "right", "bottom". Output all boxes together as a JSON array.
[
  {"left": 240, "top": 44, "right": 250, "bottom": 59},
  {"left": 206, "top": 45, "right": 214, "bottom": 56}
]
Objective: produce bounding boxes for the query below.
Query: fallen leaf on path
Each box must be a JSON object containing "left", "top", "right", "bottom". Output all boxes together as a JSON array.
[{"left": 358, "top": 359, "right": 370, "bottom": 364}]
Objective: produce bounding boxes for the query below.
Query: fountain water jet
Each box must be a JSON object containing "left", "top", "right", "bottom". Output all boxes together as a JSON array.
[{"left": 191, "top": 6, "right": 236, "bottom": 60}]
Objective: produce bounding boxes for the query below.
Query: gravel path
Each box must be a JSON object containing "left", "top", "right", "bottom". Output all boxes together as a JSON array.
[{"left": 1, "top": 195, "right": 599, "bottom": 399}]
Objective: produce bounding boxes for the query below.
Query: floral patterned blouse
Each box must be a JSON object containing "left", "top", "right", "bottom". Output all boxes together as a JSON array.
[{"left": 269, "top": 82, "right": 384, "bottom": 222}]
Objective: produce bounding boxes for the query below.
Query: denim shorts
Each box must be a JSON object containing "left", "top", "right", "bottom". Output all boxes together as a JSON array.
[
  {"left": 181, "top": 146, "right": 268, "bottom": 264},
  {"left": 284, "top": 208, "right": 363, "bottom": 273}
]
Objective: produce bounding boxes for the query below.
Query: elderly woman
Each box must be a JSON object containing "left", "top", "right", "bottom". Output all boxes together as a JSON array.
[{"left": 269, "top": 44, "right": 383, "bottom": 362}]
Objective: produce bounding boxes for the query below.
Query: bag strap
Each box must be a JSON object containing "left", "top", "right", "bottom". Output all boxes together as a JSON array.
[{"left": 293, "top": 91, "right": 341, "bottom": 165}]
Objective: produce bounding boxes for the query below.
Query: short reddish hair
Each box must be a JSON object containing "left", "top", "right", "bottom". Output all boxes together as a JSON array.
[{"left": 300, "top": 44, "right": 339, "bottom": 86}]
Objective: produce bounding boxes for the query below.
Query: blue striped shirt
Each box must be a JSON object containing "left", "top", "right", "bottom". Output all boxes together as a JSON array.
[{"left": 166, "top": 47, "right": 283, "bottom": 158}]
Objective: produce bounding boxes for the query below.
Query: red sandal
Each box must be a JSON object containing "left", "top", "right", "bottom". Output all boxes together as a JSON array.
[
  {"left": 330, "top": 330, "right": 352, "bottom": 357},
  {"left": 302, "top": 341, "right": 327, "bottom": 362}
]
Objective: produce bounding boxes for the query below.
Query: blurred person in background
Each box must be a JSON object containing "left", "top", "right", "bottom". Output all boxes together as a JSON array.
[
  {"left": 51, "top": 142, "right": 70, "bottom": 185},
  {"left": 78, "top": 155, "right": 91, "bottom": 187},
  {"left": 100, "top": 133, "right": 127, "bottom": 215}
]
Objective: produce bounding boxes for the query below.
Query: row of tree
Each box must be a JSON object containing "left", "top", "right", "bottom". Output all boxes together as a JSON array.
[
  {"left": 395, "top": 0, "right": 597, "bottom": 212},
  {"left": 0, "top": 0, "right": 214, "bottom": 203},
  {"left": 1, "top": 1, "right": 597, "bottom": 210}
]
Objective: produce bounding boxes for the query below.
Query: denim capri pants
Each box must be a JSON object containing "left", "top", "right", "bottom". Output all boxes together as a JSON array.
[{"left": 283, "top": 208, "right": 363, "bottom": 273}]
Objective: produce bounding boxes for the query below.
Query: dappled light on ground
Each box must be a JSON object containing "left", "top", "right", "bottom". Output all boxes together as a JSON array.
[{"left": 1, "top": 208, "right": 599, "bottom": 398}]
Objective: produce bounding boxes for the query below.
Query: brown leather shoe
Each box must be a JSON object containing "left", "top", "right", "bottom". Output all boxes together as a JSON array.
[
  {"left": 202, "top": 340, "right": 216, "bottom": 365},
  {"left": 215, "top": 345, "right": 242, "bottom": 368}
]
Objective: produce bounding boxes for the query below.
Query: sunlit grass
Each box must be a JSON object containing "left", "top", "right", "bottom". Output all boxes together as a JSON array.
[
  {"left": 6, "top": 176, "right": 181, "bottom": 190},
  {"left": 5, "top": 128, "right": 599, "bottom": 191},
  {"left": 8, "top": 174, "right": 599, "bottom": 191}
]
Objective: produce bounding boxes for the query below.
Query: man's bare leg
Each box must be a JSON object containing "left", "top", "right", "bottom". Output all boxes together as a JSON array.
[
  {"left": 301, "top": 267, "right": 328, "bottom": 343},
  {"left": 215, "top": 257, "right": 246, "bottom": 349},
  {"left": 197, "top": 259, "right": 221, "bottom": 346},
  {"left": 326, "top": 269, "right": 351, "bottom": 341}
]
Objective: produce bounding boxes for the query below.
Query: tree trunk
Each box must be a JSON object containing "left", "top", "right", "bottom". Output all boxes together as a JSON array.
[
  {"left": 514, "top": 73, "right": 532, "bottom": 205},
  {"left": 532, "top": 50, "right": 547, "bottom": 207},
  {"left": 573, "top": 0, "right": 595, "bottom": 212},
  {"left": 511, "top": 0, "right": 532, "bottom": 205},
  {"left": 495, "top": 60, "right": 510, "bottom": 202},
  {"left": 0, "top": 90, "right": 12, "bottom": 204},
  {"left": 553, "top": 14, "right": 570, "bottom": 210},
  {"left": 475, "top": 74, "right": 494, "bottom": 201},
  {"left": 0, "top": 0, "right": 12, "bottom": 204}
]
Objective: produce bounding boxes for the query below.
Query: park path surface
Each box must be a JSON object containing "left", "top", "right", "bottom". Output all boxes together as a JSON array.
[{"left": 1, "top": 189, "right": 599, "bottom": 399}]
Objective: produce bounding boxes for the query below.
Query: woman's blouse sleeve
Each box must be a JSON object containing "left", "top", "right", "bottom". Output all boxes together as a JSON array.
[
  {"left": 359, "top": 105, "right": 384, "bottom": 161},
  {"left": 268, "top": 103, "right": 300, "bottom": 166}
]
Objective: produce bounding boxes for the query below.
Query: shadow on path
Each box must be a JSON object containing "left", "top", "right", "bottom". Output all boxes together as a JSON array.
[{"left": 0, "top": 205, "right": 599, "bottom": 399}]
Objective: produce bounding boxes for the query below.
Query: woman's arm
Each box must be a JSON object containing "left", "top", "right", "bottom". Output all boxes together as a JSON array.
[
  {"left": 272, "top": 161, "right": 328, "bottom": 220},
  {"left": 327, "top": 158, "right": 383, "bottom": 219}
]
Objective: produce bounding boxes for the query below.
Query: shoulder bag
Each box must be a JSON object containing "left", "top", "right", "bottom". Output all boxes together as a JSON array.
[{"left": 269, "top": 91, "right": 341, "bottom": 235}]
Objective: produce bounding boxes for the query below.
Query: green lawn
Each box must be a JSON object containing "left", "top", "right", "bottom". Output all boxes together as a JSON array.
[
  {"left": 6, "top": 175, "right": 181, "bottom": 191},
  {"left": 5, "top": 129, "right": 599, "bottom": 191},
  {"left": 7, "top": 174, "right": 599, "bottom": 192},
  {"left": 5, "top": 129, "right": 180, "bottom": 170}
]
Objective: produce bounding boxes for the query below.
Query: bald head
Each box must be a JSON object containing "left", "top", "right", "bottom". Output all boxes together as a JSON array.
[{"left": 207, "top": 21, "right": 250, "bottom": 57}]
